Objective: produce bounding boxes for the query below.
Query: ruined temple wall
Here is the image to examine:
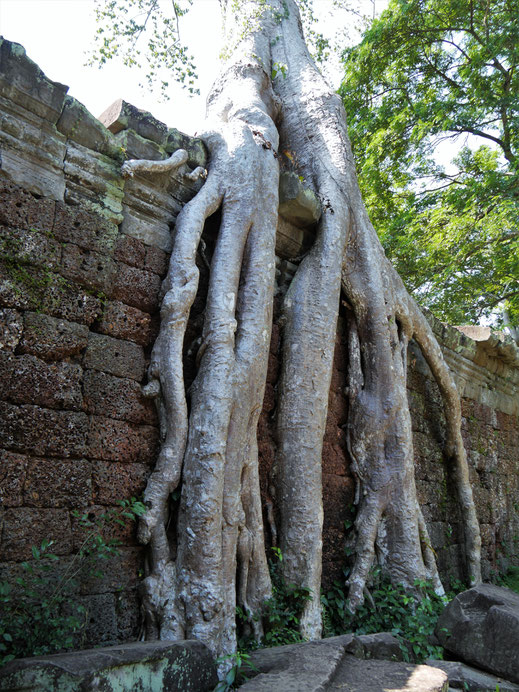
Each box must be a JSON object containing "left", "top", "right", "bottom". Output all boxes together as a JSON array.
[{"left": 0, "top": 40, "right": 518, "bottom": 648}]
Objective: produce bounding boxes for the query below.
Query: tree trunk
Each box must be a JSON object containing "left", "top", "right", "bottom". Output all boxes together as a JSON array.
[{"left": 128, "top": 0, "right": 481, "bottom": 658}]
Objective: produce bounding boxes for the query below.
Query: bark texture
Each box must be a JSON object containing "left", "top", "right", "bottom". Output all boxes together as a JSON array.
[{"left": 129, "top": 0, "right": 481, "bottom": 658}]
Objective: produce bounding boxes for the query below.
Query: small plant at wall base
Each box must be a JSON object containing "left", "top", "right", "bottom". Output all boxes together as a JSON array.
[
  {"left": 237, "top": 547, "right": 312, "bottom": 651},
  {"left": 0, "top": 498, "right": 145, "bottom": 666},
  {"left": 321, "top": 567, "right": 450, "bottom": 662}
]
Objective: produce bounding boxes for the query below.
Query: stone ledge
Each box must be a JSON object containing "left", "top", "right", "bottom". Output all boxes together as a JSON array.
[{"left": 0, "top": 640, "right": 218, "bottom": 692}]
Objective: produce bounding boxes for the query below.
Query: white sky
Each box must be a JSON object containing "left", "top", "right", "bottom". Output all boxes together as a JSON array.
[{"left": 0, "top": 0, "right": 385, "bottom": 135}]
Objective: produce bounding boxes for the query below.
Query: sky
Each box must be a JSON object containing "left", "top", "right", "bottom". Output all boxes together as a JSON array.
[{"left": 0, "top": 0, "right": 385, "bottom": 136}]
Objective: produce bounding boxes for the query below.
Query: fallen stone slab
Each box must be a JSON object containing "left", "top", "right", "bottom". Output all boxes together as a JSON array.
[
  {"left": 327, "top": 654, "right": 448, "bottom": 691},
  {"left": 436, "top": 583, "right": 519, "bottom": 683},
  {"left": 426, "top": 659, "right": 519, "bottom": 691},
  {"left": 0, "top": 640, "right": 218, "bottom": 692},
  {"left": 240, "top": 635, "right": 447, "bottom": 691}
]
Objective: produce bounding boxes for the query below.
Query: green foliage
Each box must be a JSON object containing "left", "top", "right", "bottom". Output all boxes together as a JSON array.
[
  {"left": 340, "top": 0, "right": 519, "bottom": 332},
  {"left": 0, "top": 498, "right": 145, "bottom": 666},
  {"left": 237, "top": 547, "right": 312, "bottom": 651},
  {"left": 214, "top": 651, "right": 257, "bottom": 692},
  {"left": 321, "top": 568, "right": 450, "bottom": 662},
  {"left": 88, "top": 0, "right": 198, "bottom": 98}
]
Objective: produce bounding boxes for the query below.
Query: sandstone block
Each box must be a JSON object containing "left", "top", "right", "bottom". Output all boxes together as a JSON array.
[
  {"left": 0, "top": 224, "right": 61, "bottom": 270},
  {"left": 100, "top": 99, "right": 169, "bottom": 145},
  {"left": 83, "top": 370, "right": 156, "bottom": 425},
  {"left": 0, "top": 640, "right": 218, "bottom": 692},
  {"left": 111, "top": 261, "right": 162, "bottom": 313},
  {"left": 8, "top": 355, "right": 83, "bottom": 410},
  {"left": 95, "top": 300, "right": 157, "bottom": 346},
  {"left": 18, "top": 311, "right": 89, "bottom": 361},
  {"left": 0, "top": 402, "right": 89, "bottom": 458},
  {"left": 80, "top": 593, "right": 118, "bottom": 647},
  {"left": 87, "top": 415, "right": 158, "bottom": 463},
  {"left": 436, "top": 583, "right": 519, "bottom": 683},
  {"left": 23, "top": 457, "right": 91, "bottom": 508},
  {"left": 83, "top": 333, "right": 145, "bottom": 381}
]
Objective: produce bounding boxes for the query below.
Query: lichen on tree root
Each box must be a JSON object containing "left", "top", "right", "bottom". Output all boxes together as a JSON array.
[{"left": 124, "top": 0, "right": 481, "bottom": 658}]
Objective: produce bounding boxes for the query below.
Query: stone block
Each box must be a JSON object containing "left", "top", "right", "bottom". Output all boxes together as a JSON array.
[
  {"left": 436, "top": 584, "right": 519, "bottom": 684},
  {"left": 0, "top": 224, "right": 61, "bottom": 270},
  {"left": 56, "top": 95, "right": 121, "bottom": 160},
  {"left": 83, "top": 370, "right": 156, "bottom": 425},
  {"left": 87, "top": 415, "right": 158, "bottom": 463},
  {"left": 0, "top": 507, "right": 72, "bottom": 560},
  {"left": 0, "top": 262, "right": 102, "bottom": 324},
  {"left": 80, "top": 592, "right": 119, "bottom": 647},
  {"left": 92, "top": 460, "right": 149, "bottom": 505},
  {"left": 23, "top": 457, "right": 91, "bottom": 508},
  {"left": 111, "top": 261, "right": 162, "bottom": 313},
  {"left": 0, "top": 350, "right": 14, "bottom": 398},
  {"left": 0, "top": 178, "right": 55, "bottom": 232},
  {"left": 60, "top": 242, "right": 114, "bottom": 292},
  {"left": 79, "top": 547, "right": 142, "bottom": 595},
  {"left": 166, "top": 127, "right": 208, "bottom": 169},
  {"left": 0, "top": 307, "right": 22, "bottom": 350},
  {"left": 53, "top": 202, "right": 119, "bottom": 254},
  {"left": 100, "top": 99, "right": 169, "bottom": 145},
  {"left": 0, "top": 640, "right": 218, "bottom": 692},
  {"left": 322, "top": 440, "right": 348, "bottom": 476},
  {"left": 0, "top": 402, "right": 89, "bottom": 457},
  {"left": 18, "top": 311, "right": 89, "bottom": 361},
  {"left": 0, "top": 450, "right": 26, "bottom": 507},
  {"left": 113, "top": 232, "right": 146, "bottom": 268},
  {"left": 95, "top": 300, "right": 157, "bottom": 347},
  {"left": 7, "top": 355, "right": 83, "bottom": 410},
  {"left": 70, "top": 504, "right": 137, "bottom": 550},
  {"left": 144, "top": 244, "right": 168, "bottom": 275},
  {"left": 115, "top": 589, "right": 140, "bottom": 640},
  {"left": 83, "top": 333, "right": 145, "bottom": 381}
]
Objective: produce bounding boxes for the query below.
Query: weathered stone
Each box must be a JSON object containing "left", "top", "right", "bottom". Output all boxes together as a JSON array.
[
  {"left": 95, "top": 300, "right": 157, "bottom": 347},
  {"left": 79, "top": 592, "right": 119, "bottom": 647},
  {"left": 60, "top": 242, "right": 114, "bottom": 292},
  {"left": 0, "top": 640, "right": 218, "bottom": 692},
  {"left": 166, "top": 127, "right": 208, "bottom": 168},
  {"left": 0, "top": 308, "right": 22, "bottom": 350},
  {"left": 242, "top": 638, "right": 447, "bottom": 691},
  {"left": 278, "top": 171, "right": 322, "bottom": 228},
  {"left": 87, "top": 415, "right": 158, "bottom": 463},
  {"left": 113, "top": 232, "right": 146, "bottom": 268},
  {"left": 92, "top": 460, "right": 150, "bottom": 504},
  {"left": 327, "top": 655, "right": 448, "bottom": 691},
  {"left": 0, "top": 224, "right": 61, "bottom": 270},
  {"left": 0, "top": 402, "right": 89, "bottom": 457},
  {"left": 8, "top": 355, "right": 83, "bottom": 410},
  {"left": 83, "top": 333, "right": 145, "bottom": 381},
  {"left": 79, "top": 547, "right": 142, "bottom": 595},
  {"left": 0, "top": 450, "right": 26, "bottom": 507},
  {"left": 111, "top": 261, "right": 161, "bottom": 313},
  {"left": 53, "top": 202, "right": 119, "bottom": 254},
  {"left": 99, "top": 99, "right": 169, "bottom": 145},
  {"left": 0, "top": 507, "right": 72, "bottom": 560},
  {"left": 83, "top": 370, "right": 156, "bottom": 424},
  {"left": 426, "top": 659, "right": 519, "bottom": 691},
  {"left": 23, "top": 457, "right": 91, "bottom": 508},
  {"left": 18, "top": 312, "right": 89, "bottom": 361},
  {"left": 0, "top": 178, "right": 55, "bottom": 232},
  {"left": 436, "top": 584, "right": 519, "bottom": 683},
  {"left": 57, "top": 95, "right": 121, "bottom": 160},
  {"left": 144, "top": 244, "right": 168, "bottom": 275}
]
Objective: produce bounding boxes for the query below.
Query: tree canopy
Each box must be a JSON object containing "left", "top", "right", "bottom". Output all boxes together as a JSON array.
[{"left": 340, "top": 0, "right": 519, "bottom": 336}]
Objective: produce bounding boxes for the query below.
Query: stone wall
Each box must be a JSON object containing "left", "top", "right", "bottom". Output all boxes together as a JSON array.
[{"left": 0, "top": 39, "right": 518, "bottom": 649}]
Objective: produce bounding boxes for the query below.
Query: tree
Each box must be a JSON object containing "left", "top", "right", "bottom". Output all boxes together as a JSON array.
[
  {"left": 95, "top": 0, "right": 481, "bottom": 659},
  {"left": 340, "top": 0, "right": 519, "bottom": 337}
]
